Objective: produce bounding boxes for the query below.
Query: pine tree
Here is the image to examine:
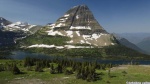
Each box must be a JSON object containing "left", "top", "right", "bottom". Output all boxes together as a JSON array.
[
  {"left": 86, "top": 73, "right": 92, "bottom": 82},
  {"left": 50, "top": 64, "right": 55, "bottom": 74},
  {"left": 35, "top": 62, "right": 43, "bottom": 72},
  {"left": 12, "top": 64, "right": 20, "bottom": 75},
  {"left": 46, "top": 61, "right": 50, "bottom": 68},
  {"left": 57, "top": 64, "right": 63, "bottom": 73},
  {"left": 108, "top": 68, "right": 111, "bottom": 78},
  {"left": 76, "top": 67, "right": 82, "bottom": 79},
  {"left": 24, "top": 57, "right": 34, "bottom": 67}
]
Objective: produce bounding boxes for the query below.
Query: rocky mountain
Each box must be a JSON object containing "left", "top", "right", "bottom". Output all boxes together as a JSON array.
[
  {"left": 0, "top": 17, "right": 42, "bottom": 34},
  {"left": 46, "top": 5, "right": 118, "bottom": 47},
  {"left": 0, "top": 17, "right": 42, "bottom": 46},
  {"left": 0, "top": 17, "right": 12, "bottom": 28},
  {"left": 2, "top": 21, "right": 42, "bottom": 33},
  {"left": 137, "top": 37, "right": 150, "bottom": 54},
  {"left": 16, "top": 5, "right": 150, "bottom": 59}
]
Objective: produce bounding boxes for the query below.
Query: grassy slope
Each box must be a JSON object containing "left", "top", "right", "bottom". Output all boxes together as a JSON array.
[
  {"left": 17, "top": 26, "right": 70, "bottom": 46},
  {"left": 0, "top": 60, "right": 150, "bottom": 84}
]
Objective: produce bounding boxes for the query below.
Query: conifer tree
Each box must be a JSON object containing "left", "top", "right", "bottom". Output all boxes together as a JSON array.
[
  {"left": 12, "top": 64, "right": 20, "bottom": 74},
  {"left": 50, "top": 64, "right": 55, "bottom": 74},
  {"left": 57, "top": 64, "right": 63, "bottom": 73},
  {"left": 35, "top": 62, "right": 43, "bottom": 72}
]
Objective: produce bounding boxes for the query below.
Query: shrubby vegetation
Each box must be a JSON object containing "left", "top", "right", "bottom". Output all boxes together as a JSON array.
[
  {"left": 0, "top": 62, "right": 20, "bottom": 75},
  {"left": 18, "top": 35, "right": 70, "bottom": 46},
  {"left": 17, "top": 27, "right": 70, "bottom": 46}
]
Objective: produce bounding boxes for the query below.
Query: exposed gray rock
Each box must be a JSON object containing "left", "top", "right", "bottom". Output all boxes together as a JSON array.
[{"left": 47, "top": 5, "right": 118, "bottom": 46}]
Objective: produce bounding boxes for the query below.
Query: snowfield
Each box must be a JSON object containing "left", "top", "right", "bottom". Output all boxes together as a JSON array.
[
  {"left": 46, "top": 29, "right": 116, "bottom": 46},
  {"left": 27, "top": 44, "right": 94, "bottom": 49},
  {"left": 70, "top": 26, "right": 91, "bottom": 30},
  {"left": 2, "top": 21, "right": 37, "bottom": 32}
]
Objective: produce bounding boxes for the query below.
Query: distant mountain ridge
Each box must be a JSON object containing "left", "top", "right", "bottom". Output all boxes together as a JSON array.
[
  {"left": 118, "top": 33, "right": 150, "bottom": 55},
  {"left": 113, "top": 34, "right": 147, "bottom": 54},
  {"left": 137, "top": 37, "right": 150, "bottom": 54},
  {"left": 118, "top": 33, "right": 150, "bottom": 44}
]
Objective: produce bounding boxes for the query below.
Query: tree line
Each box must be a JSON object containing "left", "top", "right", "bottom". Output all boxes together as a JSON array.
[
  {"left": 23, "top": 57, "right": 115, "bottom": 82},
  {"left": 0, "top": 57, "right": 117, "bottom": 82}
]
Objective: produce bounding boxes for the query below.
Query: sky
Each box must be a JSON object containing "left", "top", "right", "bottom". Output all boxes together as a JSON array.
[{"left": 0, "top": 0, "right": 150, "bottom": 33}]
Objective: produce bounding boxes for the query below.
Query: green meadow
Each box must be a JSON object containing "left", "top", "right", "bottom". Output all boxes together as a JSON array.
[{"left": 0, "top": 59, "right": 150, "bottom": 84}]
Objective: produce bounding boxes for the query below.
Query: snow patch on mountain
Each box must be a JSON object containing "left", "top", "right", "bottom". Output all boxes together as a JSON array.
[
  {"left": 7, "top": 22, "right": 28, "bottom": 28},
  {"left": 83, "top": 35, "right": 91, "bottom": 40},
  {"left": 3, "top": 21, "right": 37, "bottom": 32},
  {"left": 65, "top": 45, "right": 93, "bottom": 49},
  {"left": 64, "top": 14, "right": 70, "bottom": 17},
  {"left": 111, "top": 43, "right": 115, "bottom": 45},
  {"left": 29, "top": 25, "right": 36, "bottom": 29},
  {"left": 60, "top": 18, "right": 66, "bottom": 22},
  {"left": 46, "top": 28, "right": 116, "bottom": 46},
  {"left": 76, "top": 15, "right": 79, "bottom": 19},
  {"left": 48, "top": 23, "right": 55, "bottom": 28},
  {"left": 66, "top": 31, "right": 73, "bottom": 37},
  {"left": 70, "top": 26, "right": 91, "bottom": 30},
  {"left": 55, "top": 23, "right": 65, "bottom": 27},
  {"left": 47, "top": 30, "right": 64, "bottom": 36},
  {"left": 66, "top": 40, "right": 74, "bottom": 43},
  {"left": 27, "top": 44, "right": 94, "bottom": 49},
  {"left": 80, "top": 40, "right": 85, "bottom": 44},
  {"left": 76, "top": 31, "right": 80, "bottom": 36},
  {"left": 28, "top": 44, "right": 55, "bottom": 48},
  {"left": 1, "top": 23, "right": 4, "bottom": 26}
]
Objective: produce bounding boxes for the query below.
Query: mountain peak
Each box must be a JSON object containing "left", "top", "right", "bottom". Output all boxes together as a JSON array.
[
  {"left": 72, "top": 4, "right": 88, "bottom": 8},
  {"left": 46, "top": 5, "right": 117, "bottom": 46},
  {"left": 53, "top": 5, "right": 106, "bottom": 33}
]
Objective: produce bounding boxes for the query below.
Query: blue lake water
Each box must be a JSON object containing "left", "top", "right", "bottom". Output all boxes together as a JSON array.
[{"left": 9, "top": 51, "right": 150, "bottom": 65}]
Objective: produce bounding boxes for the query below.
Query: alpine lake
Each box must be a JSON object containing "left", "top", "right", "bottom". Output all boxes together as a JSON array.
[{"left": 7, "top": 51, "right": 150, "bottom": 65}]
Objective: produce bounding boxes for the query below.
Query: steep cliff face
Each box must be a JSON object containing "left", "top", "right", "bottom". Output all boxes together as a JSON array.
[
  {"left": 54, "top": 5, "right": 105, "bottom": 32},
  {"left": 47, "top": 5, "right": 117, "bottom": 46}
]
